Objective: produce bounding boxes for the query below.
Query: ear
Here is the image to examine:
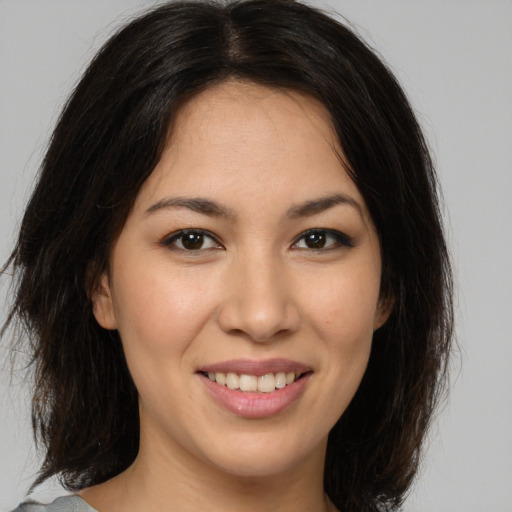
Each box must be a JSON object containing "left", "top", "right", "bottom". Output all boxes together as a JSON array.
[
  {"left": 91, "top": 272, "right": 117, "bottom": 330},
  {"left": 373, "top": 294, "right": 394, "bottom": 331}
]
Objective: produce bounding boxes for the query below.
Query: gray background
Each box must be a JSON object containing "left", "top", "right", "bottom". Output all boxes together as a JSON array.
[{"left": 1, "top": 1, "right": 511, "bottom": 510}]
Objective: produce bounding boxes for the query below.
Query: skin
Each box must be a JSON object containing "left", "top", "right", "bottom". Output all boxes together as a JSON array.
[{"left": 84, "top": 80, "right": 390, "bottom": 512}]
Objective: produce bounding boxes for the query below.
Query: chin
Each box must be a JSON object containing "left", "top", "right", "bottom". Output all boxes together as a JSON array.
[{"left": 198, "top": 429, "right": 327, "bottom": 480}]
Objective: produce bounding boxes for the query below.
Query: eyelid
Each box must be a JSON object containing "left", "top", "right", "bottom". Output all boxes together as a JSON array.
[
  {"left": 161, "top": 228, "right": 224, "bottom": 251},
  {"left": 160, "top": 227, "right": 353, "bottom": 252},
  {"left": 292, "top": 228, "right": 355, "bottom": 250}
]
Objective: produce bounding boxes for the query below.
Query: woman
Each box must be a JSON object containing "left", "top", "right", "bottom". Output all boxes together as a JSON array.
[{"left": 4, "top": 1, "right": 453, "bottom": 511}]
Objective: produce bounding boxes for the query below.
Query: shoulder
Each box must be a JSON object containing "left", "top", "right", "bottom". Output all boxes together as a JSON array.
[{"left": 10, "top": 496, "right": 97, "bottom": 512}]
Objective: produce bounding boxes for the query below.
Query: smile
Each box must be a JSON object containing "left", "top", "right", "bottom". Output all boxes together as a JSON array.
[
  {"left": 197, "top": 359, "right": 312, "bottom": 418},
  {"left": 203, "top": 371, "right": 302, "bottom": 393}
]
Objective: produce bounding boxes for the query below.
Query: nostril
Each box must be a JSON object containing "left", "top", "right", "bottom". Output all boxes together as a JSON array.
[{"left": 225, "top": 326, "right": 294, "bottom": 344}]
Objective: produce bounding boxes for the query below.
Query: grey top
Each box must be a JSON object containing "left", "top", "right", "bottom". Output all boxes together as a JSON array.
[{"left": 11, "top": 496, "right": 97, "bottom": 512}]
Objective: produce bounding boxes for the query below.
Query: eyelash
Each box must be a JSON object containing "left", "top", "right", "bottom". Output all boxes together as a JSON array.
[
  {"left": 161, "top": 228, "right": 354, "bottom": 252},
  {"left": 292, "top": 229, "right": 354, "bottom": 251},
  {"left": 162, "top": 229, "right": 222, "bottom": 252}
]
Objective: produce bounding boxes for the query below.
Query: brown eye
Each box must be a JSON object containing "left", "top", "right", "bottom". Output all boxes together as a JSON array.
[
  {"left": 165, "top": 230, "right": 220, "bottom": 251},
  {"left": 181, "top": 232, "right": 205, "bottom": 250},
  {"left": 294, "top": 229, "right": 354, "bottom": 250},
  {"left": 304, "top": 232, "right": 327, "bottom": 249}
]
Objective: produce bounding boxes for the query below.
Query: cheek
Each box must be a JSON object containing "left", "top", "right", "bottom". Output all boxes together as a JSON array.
[
  {"left": 302, "top": 263, "right": 379, "bottom": 405},
  {"left": 111, "top": 264, "right": 218, "bottom": 367},
  {"left": 304, "top": 263, "right": 381, "bottom": 342}
]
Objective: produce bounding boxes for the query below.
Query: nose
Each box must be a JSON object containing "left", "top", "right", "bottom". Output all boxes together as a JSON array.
[{"left": 216, "top": 252, "right": 301, "bottom": 343}]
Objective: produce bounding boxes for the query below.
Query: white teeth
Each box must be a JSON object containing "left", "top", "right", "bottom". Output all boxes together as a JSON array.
[
  {"left": 207, "top": 370, "right": 303, "bottom": 393},
  {"left": 239, "top": 374, "right": 258, "bottom": 392},
  {"left": 275, "top": 372, "right": 287, "bottom": 389},
  {"left": 226, "top": 372, "right": 240, "bottom": 390},
  {"left": 258, "top": 373, "right": 276, "bottom": 393}
]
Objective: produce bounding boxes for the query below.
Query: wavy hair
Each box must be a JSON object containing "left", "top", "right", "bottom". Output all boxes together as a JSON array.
[{"left": 2, "top": 1, "right": 453, "bottom": 510}]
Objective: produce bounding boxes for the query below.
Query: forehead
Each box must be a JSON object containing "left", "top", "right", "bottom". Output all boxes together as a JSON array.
[
  {"left": 170, "top": 80, "right": 339, "bottom": 149},
  {"left": 134, "top": 80, "right": 365, "bottom": 215}
]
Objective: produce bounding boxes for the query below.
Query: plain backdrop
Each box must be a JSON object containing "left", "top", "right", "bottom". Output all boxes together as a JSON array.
[{"left": 1, "top": 1, "right": 511, "bottom": 511}]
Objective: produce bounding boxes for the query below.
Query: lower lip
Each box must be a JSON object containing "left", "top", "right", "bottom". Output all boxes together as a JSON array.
[{"left": 199, "top": 373, "right": 311, "bottom": 419}]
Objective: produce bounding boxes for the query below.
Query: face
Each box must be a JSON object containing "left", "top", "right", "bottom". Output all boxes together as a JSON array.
[{"left": 93, "top": 81, "right": 389, "bottom": 480}]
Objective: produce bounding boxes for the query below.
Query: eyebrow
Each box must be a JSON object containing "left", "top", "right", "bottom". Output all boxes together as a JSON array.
[
  {"left": 145, "top": 197, "right": 236, "bottom": 219},
  {"left": 145, "top": 193, "right": 362, "bottom": 220},
  {"left": 286, "top": 194, "right": 363, "bottom": 219}
]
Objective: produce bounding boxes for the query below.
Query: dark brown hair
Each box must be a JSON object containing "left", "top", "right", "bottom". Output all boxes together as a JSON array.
[{"left": 2, "top": 1, "right": 453, "bottom": 510}]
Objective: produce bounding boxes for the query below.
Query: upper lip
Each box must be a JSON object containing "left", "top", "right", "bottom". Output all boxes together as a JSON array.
[{"left": 198, "top": 358, "right": 312, "bottom": 377}]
